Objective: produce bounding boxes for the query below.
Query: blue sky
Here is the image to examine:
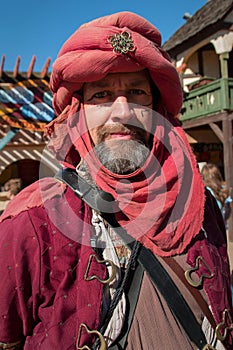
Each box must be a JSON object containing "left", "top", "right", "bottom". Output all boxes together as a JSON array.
[{"left": 0, "top": 0, "right": 206, "bottom": 72}]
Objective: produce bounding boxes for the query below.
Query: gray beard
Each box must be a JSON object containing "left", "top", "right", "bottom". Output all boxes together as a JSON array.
[{"left": 94, "top": 139, "right": 150, "bottom": 174}]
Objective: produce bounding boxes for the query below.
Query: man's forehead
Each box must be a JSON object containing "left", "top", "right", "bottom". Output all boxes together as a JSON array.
[{"left": 84, "top": 71, "right": 151, "bottom": 90}]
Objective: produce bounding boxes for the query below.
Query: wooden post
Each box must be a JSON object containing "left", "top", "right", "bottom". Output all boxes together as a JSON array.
[
  {"left": 223, "top": 115, "right": 233, "bottom": 241},
  {"left": 219, "top": 52, "right": 229, "bottom": 78}
]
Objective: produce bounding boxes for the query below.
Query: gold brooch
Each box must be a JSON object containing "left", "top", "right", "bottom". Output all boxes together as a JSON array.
[{"left": 107, "top": 31, "right": 136, "bottom": 54}]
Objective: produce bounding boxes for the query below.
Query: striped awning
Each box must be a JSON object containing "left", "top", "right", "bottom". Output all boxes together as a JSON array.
[
  {"left": 0, "top": 78, "right": 54, "bottom": 131},
  {"left": 0, "top": 55, "right": 62, "bottom": 176}
]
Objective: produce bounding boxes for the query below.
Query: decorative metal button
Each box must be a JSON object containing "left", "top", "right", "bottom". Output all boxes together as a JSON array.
[
  {"left": 84, "top": 254, "right": 116, "bottom": 284},
  {"left": 0, "top": 340, "right": 24, "bottom": 349},
  {"left": 76, "top": 323, "right": 106, "bottom": 350},
  {"left": 202, "top": 345, "right": 216, "bottom": 349},
  {"left": 215, "top": 309, "right": 233, "bottom": 342},
  {"left": 107, "top": 31, "right": 136, "bottom": 54},
  {"left": 185, "top": 256, "right": 214, "bottom": 288}
]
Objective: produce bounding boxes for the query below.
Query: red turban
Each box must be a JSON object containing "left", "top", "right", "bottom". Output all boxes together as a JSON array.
[{"left": 50, "top": 11, "right": 182, "bottom": 117}]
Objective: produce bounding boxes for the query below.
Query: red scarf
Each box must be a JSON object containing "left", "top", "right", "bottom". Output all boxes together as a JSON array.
[{"left": 46, "top": 97, "right": 205, "bottom": 257}]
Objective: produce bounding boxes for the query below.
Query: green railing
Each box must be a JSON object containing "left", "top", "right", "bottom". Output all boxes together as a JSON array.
[{"left": 181, "top": 78, "right": 233, "bottom": 121}]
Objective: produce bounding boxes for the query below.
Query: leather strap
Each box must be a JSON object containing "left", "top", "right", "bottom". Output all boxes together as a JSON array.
[
  {"left": 56, "top": 168, "right": 210, "bottom": 349},
  {"left": 162, "top": 257, "right": 216, "bottom": 330},
  {"left": 56, "top": 167, "right": 115, "bottom": 212}
]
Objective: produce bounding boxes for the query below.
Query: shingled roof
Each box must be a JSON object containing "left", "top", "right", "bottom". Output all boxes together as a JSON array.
[{"left": 163, "top": 0, "right": 233, "bottom": 56}]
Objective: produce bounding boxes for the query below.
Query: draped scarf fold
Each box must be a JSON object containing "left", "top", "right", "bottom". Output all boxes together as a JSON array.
[{"left": 46, "top": 97, "right": 205, "bottom": 257}]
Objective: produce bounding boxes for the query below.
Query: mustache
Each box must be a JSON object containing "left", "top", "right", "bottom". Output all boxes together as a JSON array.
[{"left": 95, "top": 124, "right": 147, "bottom": 144}]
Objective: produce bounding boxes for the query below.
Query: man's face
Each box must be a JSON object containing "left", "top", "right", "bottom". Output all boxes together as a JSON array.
[{"left": 83, "top": 70, "right": 154, "bottom": 174}]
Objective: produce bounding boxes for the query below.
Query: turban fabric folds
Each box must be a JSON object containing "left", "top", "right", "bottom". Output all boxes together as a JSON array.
[{"left": 50, "top": 11, "right": 183, "bottom": 117}]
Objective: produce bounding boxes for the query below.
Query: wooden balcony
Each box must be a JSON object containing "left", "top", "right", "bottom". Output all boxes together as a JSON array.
[{"left": 181, "top": 77, "right": 233, "bottom": 121}]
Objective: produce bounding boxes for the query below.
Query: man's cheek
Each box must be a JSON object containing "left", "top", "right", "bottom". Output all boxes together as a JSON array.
[
  {"left": 84, "top": 105, "right": 111, "bottom": 130},
  {"left": 90, "top": 130, "right": 99, "bottom": 146}
]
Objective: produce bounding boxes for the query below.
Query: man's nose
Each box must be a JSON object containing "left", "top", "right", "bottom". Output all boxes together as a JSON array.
[{"left": 110, "top": 96, "right": 132, "bottom": 123}]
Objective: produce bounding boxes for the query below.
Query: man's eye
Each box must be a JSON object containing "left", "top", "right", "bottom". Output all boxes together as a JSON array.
[
  {"left": 92, "top": 91, "right": 108, "bottom": 99},
  {"left": 129, "top": 89, "right": 146, "bottom": 95}
]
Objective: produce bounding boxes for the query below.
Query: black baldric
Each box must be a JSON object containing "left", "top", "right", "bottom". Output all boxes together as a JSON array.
[{"left": 56, "top": 168, "right": 210, "bottom": 350}]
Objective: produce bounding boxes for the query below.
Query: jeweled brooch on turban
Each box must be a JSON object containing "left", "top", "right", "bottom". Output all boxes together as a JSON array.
[{"left": 107, "top": 31, "right": 136, "bottom": 54}]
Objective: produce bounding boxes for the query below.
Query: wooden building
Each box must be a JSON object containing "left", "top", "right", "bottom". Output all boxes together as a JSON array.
[
  {"left": 163, "top": 0, "right": 233, "bottom": 240},
  {"left": 0, "top": 55, "right": 60, "bottom": 210}
]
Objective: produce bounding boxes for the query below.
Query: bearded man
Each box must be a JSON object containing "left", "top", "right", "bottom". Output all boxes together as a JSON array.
[{"left": 0, "top": 11, "right": 232, "bottom": 350}]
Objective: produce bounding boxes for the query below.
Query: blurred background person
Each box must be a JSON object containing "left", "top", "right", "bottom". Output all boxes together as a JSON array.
[
  {"left": 0, "top": 178, "right": 22, "bottom": 215},
  {"left": 201, "top": 163, "right": 232, "bottom": 228}
]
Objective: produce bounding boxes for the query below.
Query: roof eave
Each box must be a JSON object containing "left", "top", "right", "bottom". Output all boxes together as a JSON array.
[{"left": 164, "top": 20, "right": 231, "bottom": 58}]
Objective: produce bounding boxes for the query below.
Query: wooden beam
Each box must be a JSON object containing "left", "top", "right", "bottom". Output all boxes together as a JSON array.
[
  {"left": 219, "top": 52, "right": 229, "bottom": 79},
  {"left": 222, "top": 117, "right": 233, "bottom": 241},
  {"left": 209, "top": 122, "right": 224, "bottom": 143},
  {"left": 13, "top": 56, "right": 21, "bottom": 78},
  {"left": 27, "top": 55, "right": 36, "bottom": 78},
  {"left": 182, "top": 112, "right": 227, "bottom": 129},
  {"left": 0, "top": 128, "right": 19, "bottom": 150},
  {"left": 41, "top": 57, "right": 51, "bottom": 78},
  {"left": 0, "top": 55, "right": 5, "bottom": 78}
]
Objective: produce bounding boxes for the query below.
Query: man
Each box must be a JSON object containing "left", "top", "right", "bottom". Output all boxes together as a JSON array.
[{"left": 0, "top": 11, "right": 232, "bottom": 350}]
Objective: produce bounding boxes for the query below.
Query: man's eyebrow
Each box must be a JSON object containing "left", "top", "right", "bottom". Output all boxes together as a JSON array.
[
  {"left": 129, "top": 79, "right": 150, "bottom": 87},
  {"left": 86, "top": 81, "right": 110, "bottom": 89},
  {"left": 86, "top": 79, "right": 149, "bottom": 89}
]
